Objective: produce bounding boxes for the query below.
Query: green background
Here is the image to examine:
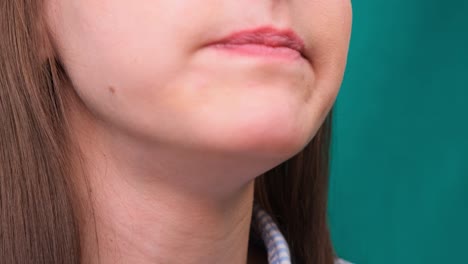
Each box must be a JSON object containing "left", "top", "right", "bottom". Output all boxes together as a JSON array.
[{"left": 328, "top": 1, "right": 468, "bottom": 263}]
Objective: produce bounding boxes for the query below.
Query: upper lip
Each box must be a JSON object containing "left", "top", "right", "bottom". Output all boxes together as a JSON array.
[{"left": 206, "top": 25, "right": 306, "bottom": 58}]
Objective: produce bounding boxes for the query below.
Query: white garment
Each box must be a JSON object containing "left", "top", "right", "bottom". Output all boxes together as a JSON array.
[{"left": 251, "top": 202, "right": 354, "bottom": 264}]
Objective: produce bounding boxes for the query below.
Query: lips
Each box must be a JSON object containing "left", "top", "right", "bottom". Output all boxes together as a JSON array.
[{"left": 206, "top": 26, "right": 306, "bottom": 58}]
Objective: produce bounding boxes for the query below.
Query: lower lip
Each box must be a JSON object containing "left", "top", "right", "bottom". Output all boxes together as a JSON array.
[{"left": 209, "top": 43, "right": 303, "bottom": 60}]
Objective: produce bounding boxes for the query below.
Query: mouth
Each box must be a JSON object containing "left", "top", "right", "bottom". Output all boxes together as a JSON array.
[{"left": 204, "top": 25, "right": 308, "bottom": 61}]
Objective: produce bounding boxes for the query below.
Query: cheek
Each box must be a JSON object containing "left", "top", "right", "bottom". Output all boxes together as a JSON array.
[
  {"left": 304, "top": 0, "right": 352, "bottom": 69},
  {"left": 47, "top": 0, "right": 197, "bottom": 124},
  {"left": 283, "top": 0, "right": 352, "bottom": 142},
  {"left": 298, "top": 0, "right": 352, "bottom": 102}
]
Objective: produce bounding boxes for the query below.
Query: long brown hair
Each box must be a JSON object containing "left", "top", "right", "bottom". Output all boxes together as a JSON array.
[{"left": 0, "top": 1, "right": 335, "bottom": 263}]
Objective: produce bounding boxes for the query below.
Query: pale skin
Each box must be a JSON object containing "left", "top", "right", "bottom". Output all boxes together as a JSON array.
[{"left": 44, "top": 1, "right": 352, "bottom": 263}]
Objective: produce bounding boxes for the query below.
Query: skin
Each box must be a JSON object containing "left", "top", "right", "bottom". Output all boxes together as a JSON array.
[{"left": 44, "top": 1, "right": 352, "bottom": 263}]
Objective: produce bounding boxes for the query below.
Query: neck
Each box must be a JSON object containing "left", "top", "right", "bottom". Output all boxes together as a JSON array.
[
  {"left": 80, "top": 173, "right": 256, "bottom": 264},
  {"left": 68, "top": 105, "right": 269, "bottom": 264}
]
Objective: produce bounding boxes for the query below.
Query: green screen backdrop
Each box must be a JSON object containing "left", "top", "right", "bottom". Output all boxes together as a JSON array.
[{"left": 328, "top": 1, "right": 468, "bottom": 263}]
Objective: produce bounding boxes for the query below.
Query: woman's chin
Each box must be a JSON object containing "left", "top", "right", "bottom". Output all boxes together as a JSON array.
[{"left": 195, "top": 110, "right": 315, "bottom": 161}]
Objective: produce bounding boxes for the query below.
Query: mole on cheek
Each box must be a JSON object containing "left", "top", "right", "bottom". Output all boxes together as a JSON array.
[{"left": 108, "top": 86, "right": 116, "bottom": 94}]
